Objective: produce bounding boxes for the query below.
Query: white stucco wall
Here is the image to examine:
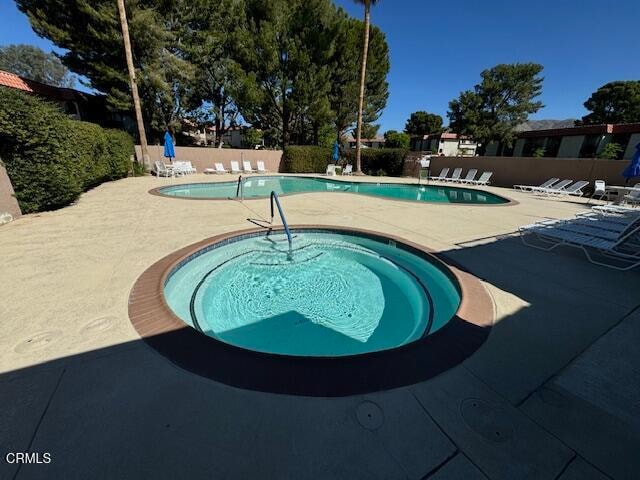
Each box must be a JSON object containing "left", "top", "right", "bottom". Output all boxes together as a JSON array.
[{"left": 557, "top": 135, "right": 585, "bottom": 158}]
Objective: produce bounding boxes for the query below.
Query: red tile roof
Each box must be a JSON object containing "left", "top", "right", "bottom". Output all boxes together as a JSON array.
[{"left": 0, "top": 69, "right": 85, "bottom": 101}]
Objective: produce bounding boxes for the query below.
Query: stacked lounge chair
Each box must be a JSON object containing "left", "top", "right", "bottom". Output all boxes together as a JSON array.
[{"left": 519, "top": 209, "right": 640, "bottom": 270}]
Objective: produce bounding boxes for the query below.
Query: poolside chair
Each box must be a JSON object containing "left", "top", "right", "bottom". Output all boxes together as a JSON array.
[
  {"left": 514, "top": 178, "right": 559, "bottom": 191},
  {"left": 448, "top": 168, "right": 462, "bottom": 182},
  {"left": 154, "top": 161, "right": 174, "bottom": 178},
  {"left": 457, "top": 169, "right": 477, "bottom": 184},
  {"left": 342, "top": 164, "right": 353, "bottom": 175},
  {"left": 623, "top": 183, "right": 640, "bottom": 206},
  {"left": 243, "top": 161, "right": 256, "bottom": 173},
  {"left": 326, "top": 164, "right": 336, "bottom": 176},
  {"left": 530, "top": 179, "right": 573, "bottom": 194},
  {"left": 231, "top": 161, "right": 241, "bottom": 174},
  {"left": 257, "top": 161, "right": 268, "bottom": 173},
  {"left": 215, "top": 163, "right": 228, "bottom": 174},
  {"left": 546, "top": 180, "right": 589, "bottom": 197},
  {"left": 590, "top": 180, "right": 607, "bottom": 202},
  {"left": 173, "top": 161, "right": 193, "bottom": 175},
  {"left": 469, "top": 171, "right": 493, "bottom": 186},
  {"left": 429, "top": 168, "right": 449, "bottom": 181},
  {"left": 520, "top": 215, "right": 640, "bottom": 270}
]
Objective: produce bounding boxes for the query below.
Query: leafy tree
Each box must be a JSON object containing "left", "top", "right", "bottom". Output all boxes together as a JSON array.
[
  {"left": 597, "top": 142, "right": 624, "bottom": 159},
  {"left": 235, "top": 0, "right": 339, "bottom": 146},
  {"left": 182, "top": 0, "right": 247, "bottom": 146},
  {"left": 330, "top": 14, "right": 389, "bottom": 143},
  {"left": 578, "top": 81, "right": 640, "bottom": 125},
  {"left": 0, "top": 44, "right": 75, "bottom": 88},
  {"left": 353, "top": 0, "right": 381, "bottom": 173},
  {"left": 448, "top": 63, "right": 544, "bottom": 148},
  {"left": 17, "top": 0, "right": 194, "bottom": 140},
  {"left": 242, "top": 127, "right": 263, "bottom": 148},
  {"left": 404, "top": 111, "right": 442, "bottom": 136},
  {"left": 352, "top": 123, "right": 379, "bottom": 139},
  {"left": 383, "top": 130, "right": 410, "bottom": 148}
]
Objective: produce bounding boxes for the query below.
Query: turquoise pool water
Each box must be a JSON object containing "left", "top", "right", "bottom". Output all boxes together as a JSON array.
[
  {"left": 158, "top": 176, "right": 508, "bottom": 204},
  {"left": 164, "top": 230, "right": 461, "bottom": 357}
]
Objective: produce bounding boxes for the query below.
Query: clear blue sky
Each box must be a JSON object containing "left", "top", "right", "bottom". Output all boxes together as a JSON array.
[{"left": 2, "top": 0, "right": 639, "bottom": 132}]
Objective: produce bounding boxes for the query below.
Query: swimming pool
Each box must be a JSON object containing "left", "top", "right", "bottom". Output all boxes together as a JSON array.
[
  {"left": 129, "top": 226, "right": 493, "bottom": 395},
  {"left": 154, "top": 176, "right": 509, "bottom": 205},
  {"left": 163, "top": 230, "right": 461, "bottom": 356}
]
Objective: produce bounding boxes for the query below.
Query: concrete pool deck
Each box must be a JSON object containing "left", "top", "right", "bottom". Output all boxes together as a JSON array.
[{"left": 1, "top": 173, "right": 638, "bottom": 479}]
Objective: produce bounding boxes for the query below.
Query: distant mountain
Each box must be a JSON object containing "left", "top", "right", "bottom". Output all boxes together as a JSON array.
[{"left": 515, "top": 119, "right": 576, "bottom": 132}]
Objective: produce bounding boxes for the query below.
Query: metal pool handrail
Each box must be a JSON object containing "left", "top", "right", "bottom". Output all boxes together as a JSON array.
[
  {"left": 270, "top": 191, "right": 292, "bottom": 251},
  {"left": 235, "top": 175, "right": 244, "bottom": 200}
]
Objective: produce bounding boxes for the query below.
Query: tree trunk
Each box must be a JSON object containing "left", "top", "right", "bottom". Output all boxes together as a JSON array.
[
  {"left": 355, "top": 2, "right": 371, "bottom": 175},
  {"left": 117, "top": 0, "right": 149, "bottom": 170}
]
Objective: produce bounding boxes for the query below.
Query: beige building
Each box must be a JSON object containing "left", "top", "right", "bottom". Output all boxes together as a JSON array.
[{"left": 411, "top": 133, "right": 478, "bottom": 156}]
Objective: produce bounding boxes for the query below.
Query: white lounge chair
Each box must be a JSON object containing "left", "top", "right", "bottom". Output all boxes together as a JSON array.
[
  {"left": 326, "top": 164, "right": 336, "bottom": 176},
  {"left": 154, "top": 161, "right": 174, "bottom": 178},
  {"left": 231, "top": 161, "right": 241, "bottom": 174},
  {"left": 342, "top": 164, "right": 353, "bottom": 175},
  {"left": 448, "top": 168, "right": 462, "bottom": 182},
  {"left": 591, "top": 180, "right": 607, "bottom": 201},
  {"left": 514, "top": 178, "right": 559, "bottom": 191},
  {"left": 469, "top": 171, "right": 493, "bottom": 186},
  {"left": 215, "top": 163, "right": 228, "bottom": 174},
  {"left": 530, "top": 179, "right": 573, "bottom": 194},
  {"left": 520, "top": 215, "right": 640, "bottom": 270},
  {"left": 243, "top": 161, "right": 256, "bottom": 173},
  {"left": 257, "top": 161, "right": 268, "bottom": 173},
  {"left": 429, "top": 168, "right": 449, "bottom": 181},
  {"left": 173, "top": 161, "right": 194, "bottom": 175},
  {"left": 623, "top": 183, "right": 640, "bottom": 206},
  {"left": 457, "top": 169, "right": 478, "bottom": 184},
  {"left": 547, "top": 180, "right": 589, "bottom": 197}
]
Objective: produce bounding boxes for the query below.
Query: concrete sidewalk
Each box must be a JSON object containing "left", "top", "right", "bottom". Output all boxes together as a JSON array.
[{"left": 1, "top": 174, "right": 638, "bottom": 479}]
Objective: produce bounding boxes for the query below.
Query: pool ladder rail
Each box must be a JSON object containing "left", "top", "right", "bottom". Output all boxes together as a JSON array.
[{"left": 270, "top": 191, "right": 293, "bottom": 255}]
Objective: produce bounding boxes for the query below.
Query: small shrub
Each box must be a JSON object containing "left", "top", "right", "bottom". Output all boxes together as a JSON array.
[
  {"left": 597, "top": 142, "right": 623, "bottom": 160},
  {"left": 344, "top": 148, "right": 408, "bottom": 176},
  {"left": 281, "top": 146, "right": 332, "bottom": 173},
  {"left": 0, "top": 87, "right": 133, "bottom": 213}
]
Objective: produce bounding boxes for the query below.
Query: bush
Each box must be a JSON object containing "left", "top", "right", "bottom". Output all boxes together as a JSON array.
[
  {"left": 0, "top": 87, "right": 133, "bottom": 213},
  {"left": 281, "top": 146, "right": 332, "bottom": 173},
  {"left": 345, "top": 148, "right": 408, "bottom": 176}
]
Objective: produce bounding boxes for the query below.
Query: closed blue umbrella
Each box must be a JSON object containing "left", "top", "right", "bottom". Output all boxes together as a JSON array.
[
  {"left": 164, "top": 130, "right": 175, "bottom": 163},
  {"left": 332, "top": 140, "right": 340, "bottom": 163},
  {"left": 622, "top": 143, "right": 640, "bottom": 182}
]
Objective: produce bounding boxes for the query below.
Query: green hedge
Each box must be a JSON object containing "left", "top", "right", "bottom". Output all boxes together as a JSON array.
[
  {"left": 281, "top": 145, "right": 408, "bottom": 176},
  {"left": 281, "top": 146, "right": 332, "bottom": 173},
  {"left": 345, "top": 148, "right": 408, "bottom": 176},
  {"left": 0, "top": 87, "right": 134, "bottom": 213}
]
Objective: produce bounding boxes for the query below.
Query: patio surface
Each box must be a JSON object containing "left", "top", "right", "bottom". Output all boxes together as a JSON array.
[{"left": 1, "top": 173, "right": 638, "bottom": 479}]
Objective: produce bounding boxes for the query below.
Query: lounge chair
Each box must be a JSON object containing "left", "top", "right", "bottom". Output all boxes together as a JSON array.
[
  {"left": 457, "top": 169, "right": 478, "bottom": 184},
  {"left": 530, "top": 179, "right": 573, "bottom": 194},
  {"left": 520, "top": 215, "right": 640, "bottom": 270},
  {"left": 448, "top": 168, "right": 462, "bottom": 182},
  {"left": 326, "top": 164, "right": 336, "bottom": 176},
  {"left": 173, "top": 161, "right": 195, "bottom": 175},
  {"left": 214, "top": 163, "right": 228, "bottom": 174},
  {"left": 514, "top": 178, "right": 559, "bottom": 191},
  {"left": 243, "top": 161, "right": 256, "bottom": 173},
  {"left": 429, "top": 168, "right": 449, "bottom": 181},
  {"left": 469, "top": 171, "right": 493, "bottom": 186},
  {"left": 257, "top": 161, "right": 268, "bottom": 173},
  {"left": 623, "top": 183, "right": 640, "bottom": 206},
  {"left": 231, "top": 161, "right": 241, "bottom": 174},
  {"left": 342, "top": 164, "right": 353, "bottom": 175},
  {"left": 590, "top": 204, "right": 640, "bottom": 216},
  {"left": 154, "top": 161, "right": 174, "bottom": 178},
  {"left": 591, "top": 180, "right": 606, "bottom": 201},
  {"left": 546, "top": 180, "right": 589, "bottom": 197}
]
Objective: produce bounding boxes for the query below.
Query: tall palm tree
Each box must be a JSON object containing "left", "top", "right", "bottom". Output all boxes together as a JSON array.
[
  {"left": 354, "top": 0, "right": 379, "bottom": 174},
  {"left": 117, "top": 0, "right": 149, "bottom": 169}
]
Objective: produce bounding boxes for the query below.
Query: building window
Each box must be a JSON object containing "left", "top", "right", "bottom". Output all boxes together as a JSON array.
[
  {"left": 579, "top": 134, "right": 605, "bottom": 158},
  {"left": 545, "top": 137, "right": 562, "bottom": 157}
]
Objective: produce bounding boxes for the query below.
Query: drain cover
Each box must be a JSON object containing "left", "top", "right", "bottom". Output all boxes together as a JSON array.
[
  {"left": 356, "top": 401, "right": 384, "bottom": 430},
  {"left": 460, "top": 398, "right": 513, "bottom": 443}
]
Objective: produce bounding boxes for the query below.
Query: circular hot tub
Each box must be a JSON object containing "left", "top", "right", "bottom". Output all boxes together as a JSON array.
[{"left": 129, "top": 227, "right": 493, "bottom": 396}]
